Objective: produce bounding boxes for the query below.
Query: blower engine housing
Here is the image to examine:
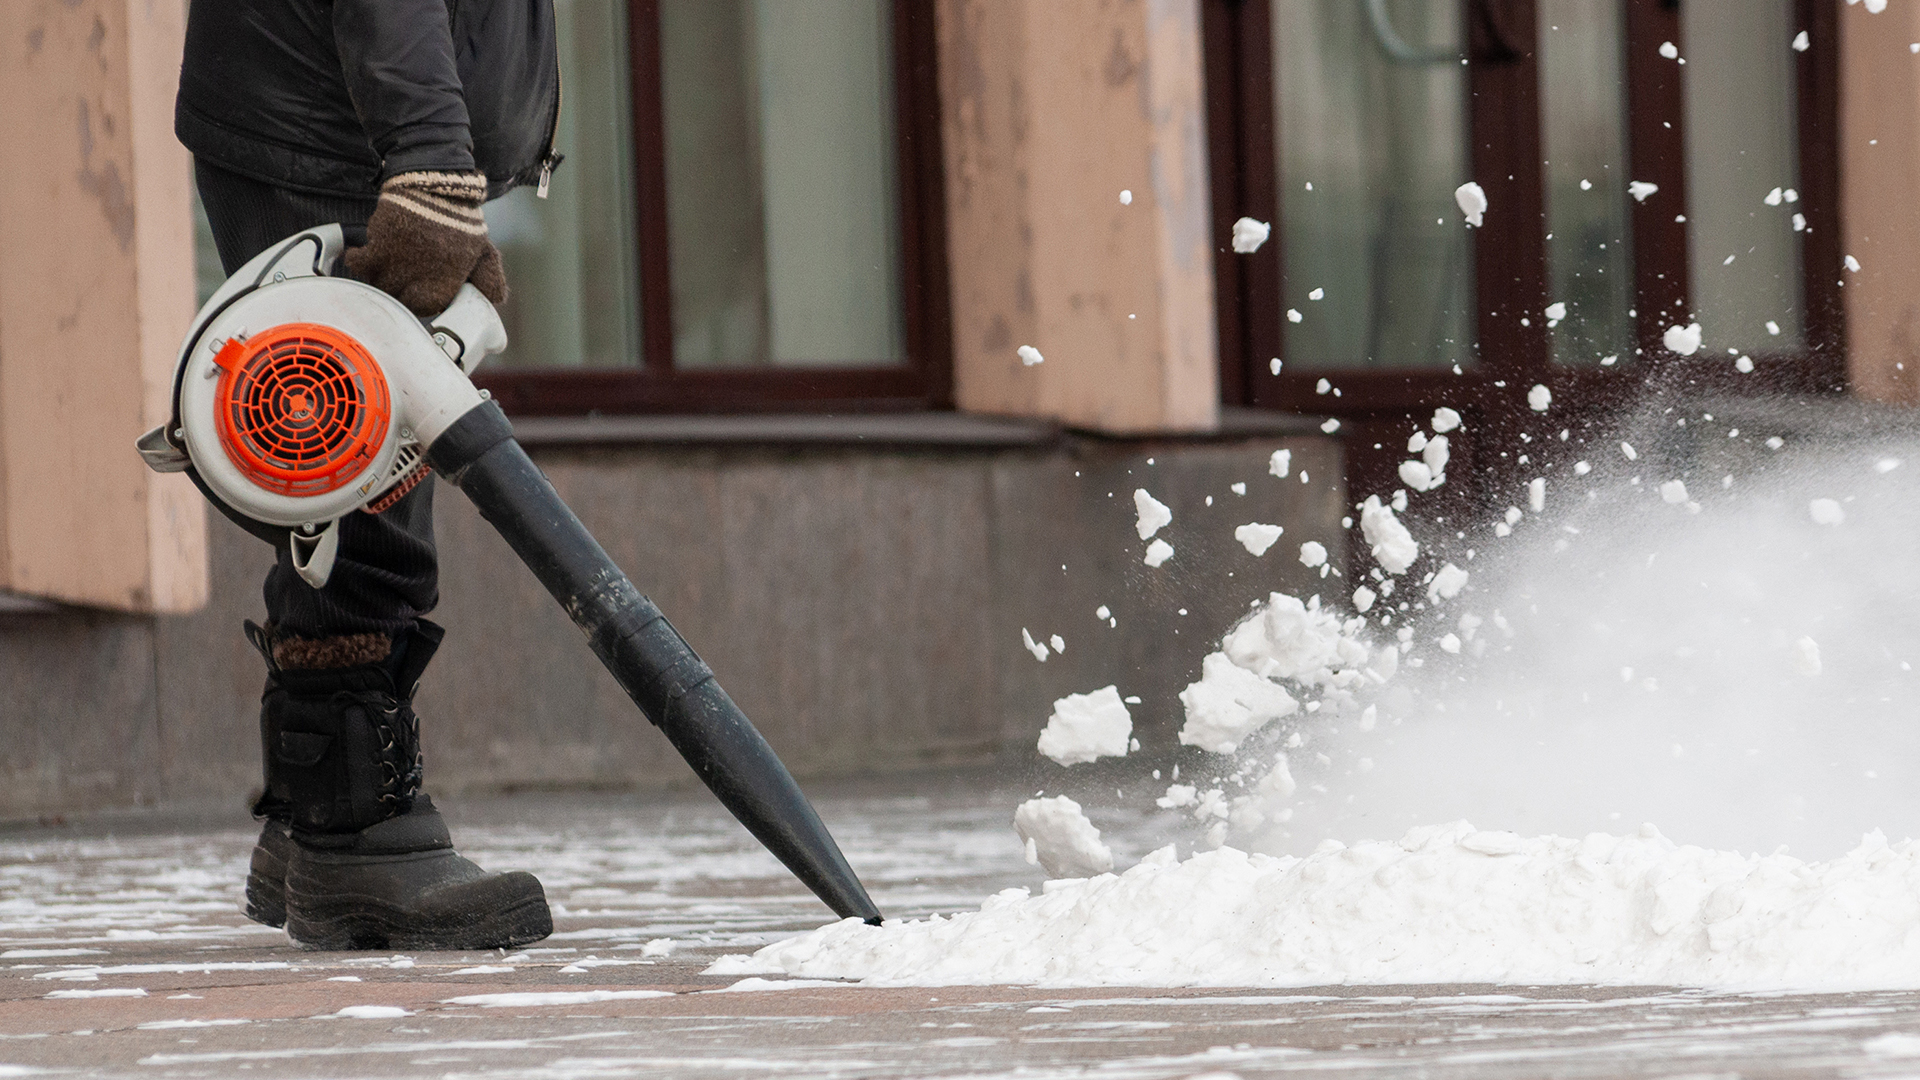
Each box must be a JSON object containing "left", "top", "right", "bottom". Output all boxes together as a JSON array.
[{"left": 140, "top": 225, "right": 505, "bottom": 586}]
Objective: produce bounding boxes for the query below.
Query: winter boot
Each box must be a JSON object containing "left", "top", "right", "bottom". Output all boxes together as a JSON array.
[{"left": 244, "top": 620, "right": 552, "bottom": 950}]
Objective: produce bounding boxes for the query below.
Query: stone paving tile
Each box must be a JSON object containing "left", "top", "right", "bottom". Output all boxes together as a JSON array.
[{"left": 4, "top": 781, "right": 1920, "bottom": 1077}]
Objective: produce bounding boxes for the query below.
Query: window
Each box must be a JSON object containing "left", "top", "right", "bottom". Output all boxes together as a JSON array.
[
  {"left": 478, "top": 0, "right": 952, "bottom": 415},
  {"left": 1205, "top": 0, "right": 1842, "bottom": 451}
]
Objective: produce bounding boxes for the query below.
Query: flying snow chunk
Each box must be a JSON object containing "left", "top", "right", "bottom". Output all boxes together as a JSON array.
[
  {"left": 1845, "top": 255, "right": 1863, "bottom": 273},
  {"left": 1231, "top": 217, "right": 1272, "bottom": 254},
  {"left": 1663, "top": 322, "right": 1703, "bottom": 356},
  {"left": 1353, "top": 585, "right": 1377, "bottom": 613},
  {"left": 1574, "top": 461, "right": 1591, "bottom": 475},
  {"left": 1431, "top": 407, "right": 1462, "bottom": 433},
  {"left": 1235, "top": 523, "right": 1284, "bottom": 557},
  {"left": 1439, "top": 633, "right": 1462, "bottom": 655},
  {"left": 1050, "top": 634, "right": 1065, "bottom": 654},
  {"left": 1020, "top": 628, "right": 1049, "bottom": 662},
  {"left": 1544, "top": 302, "right": 1566, "bottom": 322},
  {"left": 1876, "top": 458, "right": 1902, "bottom": 474},
  {"left": 1660, "top": 480, "right": 1689, "bottom": 504},
  {"left": 1231, "top": 481, "right": 1248, "bottom": 495},
  {"left": 1765, "top": 187, "right": 1785, "bottom": 206},
  {"left": 1792, "top": 30, "right": 1810, "bottom": 51},
  {"left": 1036, "top": 685, "right": 1133, "bottom": 766},
  {"left": 1321, "top": 418, "right": 1341, "bottom": 434},
  {"left": 1298, "top": 541, "right": 1328, "bottom": 568},
  {"left": 1286, "top": 309, "right": 1303, "bottom": 324},
  {"left": 1867, "top": 0, "right": 1888, "bottom": 13},
  {"left": 1399, "top": 460, "right": 1435, "bottom": 492},
  {"left": 1119, "top": 189, "right": 1133, "bottom": 205},
  {"left": 1360, "top": 496, "right": 1419, "bottom": 575},
  {"left": 1133, "top": 489, "right": 1172, "bottom": 540},
  {"left": 1308, "top": 287, "right": 1325, "bottom": 301},
  {"left": 1629, "top": 180, "right": 1660, "bottom": 202},
  {"left": 1013, "top": 796, "right": 1112, "bottom": 879},
  {"left": 1621, "top": 441, "right": 1639, "bottom": 461},
  {"left": 1454, "top": 181, "right": 1487, "bottom": 227},
  {"left": 1178, "top": 652, "right": 1298, "bottom": 755},
  {"left": 1427, "top": 562, "right": 1469, "bottom": 603},
  {"left": 1017, "top": 345, "right": 1044, "bottom": 366},
  {"left": 1735, "top": 355, "right": 1755, "bottom": 373},
  {"left": 1767, "top": 320, "right": 1782, "bottom": 336},
  {"left": 1792, "top": 636, "right": 1823, "bottom": 678},
  {"left": 1528, "top": 384, "right": 1552, "bottom": 412},
  {"left": 1528, "top": 478, "right": 1546, "bottom": 513},
  {"left": 1659, "top": 41, "right": 1679, "bottom": 59},
  {"left": 1424, "top": 434, "right": 1450, "bottom": 478},
  {"left": 1268, "top": 449, "right": 1292, "bottom": 478},
  {"left": 1144, "top": 539, "right": 1174, "bottom": 568},
  {"left": 1809, "top": 498, "right": 1845, "bottom": 526}
]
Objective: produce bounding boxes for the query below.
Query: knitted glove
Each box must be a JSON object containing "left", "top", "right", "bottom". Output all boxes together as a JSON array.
[{"left": 342, "top": 170, "right": 507, "bottom": 316}]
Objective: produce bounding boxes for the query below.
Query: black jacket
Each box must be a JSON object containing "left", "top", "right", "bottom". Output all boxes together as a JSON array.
[{"left": 176, "top": 0, "right": 560, "bottom": 200}]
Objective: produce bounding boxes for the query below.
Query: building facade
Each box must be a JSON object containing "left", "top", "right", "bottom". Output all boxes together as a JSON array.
[{"left": 0, "top": 0, "right": 1911, "bottom": 815}]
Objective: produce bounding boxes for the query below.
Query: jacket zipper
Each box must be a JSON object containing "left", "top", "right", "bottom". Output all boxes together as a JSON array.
[{"left": 537, "top": 62, "right": 562, "bottom": 198}]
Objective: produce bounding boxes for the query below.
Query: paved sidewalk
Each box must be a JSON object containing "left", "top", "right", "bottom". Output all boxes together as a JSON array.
[{"left": 6, "top": 778, "right": 1920, "bottom": 1078}]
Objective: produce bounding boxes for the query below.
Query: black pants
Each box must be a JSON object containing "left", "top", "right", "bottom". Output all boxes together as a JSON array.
[{"left": 196, "top": 159, "right": 440, "bottom": 641}]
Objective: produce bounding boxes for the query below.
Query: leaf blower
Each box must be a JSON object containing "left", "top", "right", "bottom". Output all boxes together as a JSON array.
[{"left": 138, "top": 225, "right": 882, "bottom": 925}]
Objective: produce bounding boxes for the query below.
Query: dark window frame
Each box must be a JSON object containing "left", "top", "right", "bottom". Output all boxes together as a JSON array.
[
  {"left": 478, "top": 0, "right": 954, "bottom": 417},
  {"left": 1203, "top": 0, "right": 1844, "bottom": 436}
]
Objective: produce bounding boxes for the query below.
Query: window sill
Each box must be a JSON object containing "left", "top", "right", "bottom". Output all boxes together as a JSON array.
[{"left": 508, "top": 411, "right": 1062, "bottom": 449}]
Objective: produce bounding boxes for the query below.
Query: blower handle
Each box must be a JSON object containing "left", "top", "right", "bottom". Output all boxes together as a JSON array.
[{"left": 426, "top": 402, "right": 882, "bottom": 925}]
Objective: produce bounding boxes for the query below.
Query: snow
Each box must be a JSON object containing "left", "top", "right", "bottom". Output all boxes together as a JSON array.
[
  {"left": 1267, "top": 449, "right": 1291, "bottom": 478},
  {"left": 1144, "top": 539, "right": 1174, "bottom": 568},
  {"left": 1528, "top": 478, "right": 1546, "bottom": 513},
  {"left": 1431, "top": 407, "right": 1462, "bottom": 433},
  {"left": 1021, "top": 628, "right": 1049, "bottom": 662},
  {"left": 1621, "top": 441, "right": 1639, "bottom": 461},
  {"left": 1453, "top": 182, "right": 1486, "bottom": 227},
  {"left": 1544, "top": 302, "right": 1566, "bottom": 322},
  {"left": 1177, "top": 653, "right": 1298, "bottom": 755},
  {"left": 1018, "top": 345, "right": 1044, "bottom": 366},
  {"left": 1308, "top": 288, "right": 1325, "bottom": 301},
  {"left": 1286, "top": 309, "right": 1302, "bottom": 323},
  {"left": 1846, "top": 255, "right": 1863, "bottom": 273},
  {"left": 1233, "top": 523, "right": 1283, "bottom": 557},
  {"left": 1660, "top": 480, "right": 1689, "bottom": 505},
  {"left": 1423, "top": 435, "right": 1449, "bottom": 479},
  {"left": 1427, "top": 563, "right": 1469, "bottom": 603},
  {"left": 1736, "top": 355, "right": 1755, "bottom": 373},
  {"left": 333, "top": 1005, "right": 410, "bottom": 1019},
  {"left": 1793, "top": 30, "right": 1810, "bottom": 51},
  {"left": 1298, "top": 541, "right": 1327, "bottom": 568},
  {"left": 45, "top": 988, "right": 146, "bottom": 999},
  {"left": 446, "top": 990, "right": 674, "bottom": 1008},
  {"left": 1659, "top": 40, "right": 1679, "bottom": 59},
  {"left": 721, "top": 824, "right": 1920, "bottom": 991},
  {"left": 1037, "top": 686, "right": 1134, "bottom": 766},
  {"left": 1629, "top": 180, "right": 1659, "bottom": 202},
  {"left": 1810, "top": 498, "right": 1845, "bottom": 526},
  {"left": 1050, "top": 634, "right": 1065, "bottom": 654},
  {"left": 1230, "top": 217, "right": 1271, "bottom": 254},
  {"left": 1528, "top": 385, "right": 1552, "bottom": 412},
  {"left": 1398, "top": 460, "right": 1435, "bottom": 492},
  {"left": 1663, "top": 323, "right": 1703, "bottom": 356},
  {"left": 1119, "top": 189, "right": 1132, "bottom": 205},
  {"left": 1360, "top": 496, "right": 1418, "bottom": 574},
  {"left": 1230, "top": 482, "right": 1247, "bottom": 495},
  {"left": 1793, "top": 637, "right": 1823, "bottom": 678},
  {"left": 1013, "top": 797, "right": 1113, "bottom": 879},
  {"left": 1352, "top": 586, "right": 1377, "bottom": 613},
  {"left": 1133, "top": 489, "right": 1172, "bottom": 540}
]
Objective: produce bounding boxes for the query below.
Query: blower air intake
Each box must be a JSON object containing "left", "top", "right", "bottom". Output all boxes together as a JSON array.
[{"left": 139, "top": 226, "right": 881, "bottom": 926}]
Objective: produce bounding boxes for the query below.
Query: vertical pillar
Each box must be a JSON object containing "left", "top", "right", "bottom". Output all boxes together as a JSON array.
[
  {"left": 1841, "top": 0, "right": 1920, "bottom": 404},
  {"left": 0, "top": 0, "right": 205, "bottom": 611},
  {"left": 938, "top": 0, "right": 1219, "bottom": 434}
]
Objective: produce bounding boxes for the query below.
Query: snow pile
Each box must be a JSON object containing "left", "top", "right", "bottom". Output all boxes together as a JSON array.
[
  {"left": 713, "top": 823, "right": 1920, "bottom": 991},
  {"left": 1036, "top": 686, "right": 1132, "bottom": 766},
  {"left": 1013, "top": 796, "right": 1112, "bottom": 879}
]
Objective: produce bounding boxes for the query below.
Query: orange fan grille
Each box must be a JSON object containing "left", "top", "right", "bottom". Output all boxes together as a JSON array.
[{"left": 214, "top": 323, "right": 391, "bottom": 498}]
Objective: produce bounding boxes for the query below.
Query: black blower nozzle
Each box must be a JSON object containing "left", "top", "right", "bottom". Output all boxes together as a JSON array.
[{"left": 427, "top": 403, "right": 881, "bottom": 924}]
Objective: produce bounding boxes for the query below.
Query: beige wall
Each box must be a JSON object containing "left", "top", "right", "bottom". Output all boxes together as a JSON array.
[
  {"left": 938, "top": 0, "right": 1219, "bottom": 434},
  {"left": 1842, "top": 0, "right": 1920, "bottom": 403},
  {"left": 0, "top": 0, "right": 205, "bottom": 612}
]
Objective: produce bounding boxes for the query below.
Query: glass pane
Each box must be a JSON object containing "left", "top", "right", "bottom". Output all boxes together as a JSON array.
[
  {"left": 1540, "top": 0, "right": 1635, "bottom": 367},
  {"left": 661, "top": 0, "right": 905, "bottom": 369},
  {"left": 1273, "top": 0, "right": 1474, "bottom": 373},
  {"left": 486, "top": 0, "right": 643, "bottom": 369},
  {"left": 1682, "top": 0, "right": 1804, "bottom": 355}
]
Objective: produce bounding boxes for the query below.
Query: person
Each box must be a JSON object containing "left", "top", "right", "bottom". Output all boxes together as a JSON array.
[{"left": 175, "top": 0, "right": 561, "bottom": 950}]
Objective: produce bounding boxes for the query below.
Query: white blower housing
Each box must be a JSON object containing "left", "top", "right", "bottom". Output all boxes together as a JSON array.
[{"left": 139, "top": 226, "right": 505, "bottom": 586}]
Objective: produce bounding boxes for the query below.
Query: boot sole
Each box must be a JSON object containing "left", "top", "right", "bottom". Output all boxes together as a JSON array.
[
  {"left": 285, "top": 890, "right": 553, "bottom": 951},
  {"left": 244, "top": 868, "right": 287, "bottom": 929}
]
